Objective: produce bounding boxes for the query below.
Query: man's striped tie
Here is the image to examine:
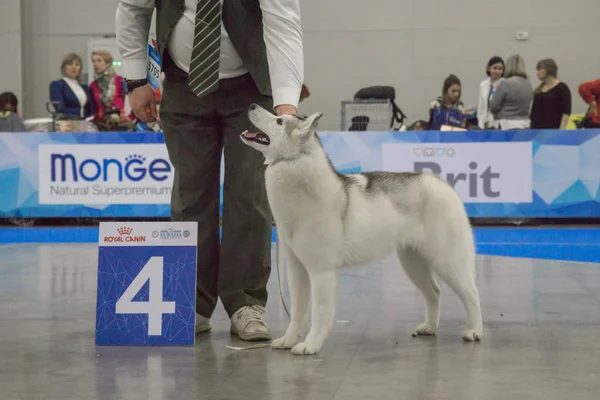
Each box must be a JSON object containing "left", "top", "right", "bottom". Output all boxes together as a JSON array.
[{"left": 188, "top": 0, "right": 221, "bottom": 97}]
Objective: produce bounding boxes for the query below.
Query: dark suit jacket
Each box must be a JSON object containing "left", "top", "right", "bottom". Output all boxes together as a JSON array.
[{"left": 49, "top": 79, "right": 96, "bottom": 118}]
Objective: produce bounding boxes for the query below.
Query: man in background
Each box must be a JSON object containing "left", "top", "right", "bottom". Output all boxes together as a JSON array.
[{"left": 115, "top": 0, "right": 303, "bottom": 341}]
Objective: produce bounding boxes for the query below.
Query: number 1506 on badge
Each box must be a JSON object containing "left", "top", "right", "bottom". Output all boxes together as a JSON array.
[{"left": 95, "top": 222, "right": 198, "bottom": 346}]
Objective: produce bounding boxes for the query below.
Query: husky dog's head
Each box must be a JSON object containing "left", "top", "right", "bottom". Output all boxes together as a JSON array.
[{"left": 240, "top": 103, "right": 323, "bottom": 164}]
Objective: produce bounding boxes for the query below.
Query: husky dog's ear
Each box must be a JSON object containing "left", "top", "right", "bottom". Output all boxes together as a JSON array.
[
  {"left": 296, "top": 112, "right": 323, "bottom": 141},
  {"left": 304, "top": 112, "right": 323, "bottom": 130}
]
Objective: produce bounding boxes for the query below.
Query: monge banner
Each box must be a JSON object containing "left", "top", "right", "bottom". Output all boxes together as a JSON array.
[{"left": 38, "top": 144, "right": 173, "bottom": 205}]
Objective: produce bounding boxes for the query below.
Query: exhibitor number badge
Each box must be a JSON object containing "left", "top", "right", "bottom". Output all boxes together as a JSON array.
[{"left": 147, "top": 39, "right": 161, "bottom": 90}]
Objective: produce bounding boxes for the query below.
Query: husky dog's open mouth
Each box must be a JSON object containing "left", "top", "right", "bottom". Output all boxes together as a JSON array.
[{"left": 241, "top": 130, "right": 271, "bottom": 145}]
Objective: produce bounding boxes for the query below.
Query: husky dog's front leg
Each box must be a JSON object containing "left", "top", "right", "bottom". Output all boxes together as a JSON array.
[
  {"left": 272, "top": 243, "right": 310, "bottom": 350},
  {"left": 291, "top": 268, "right": 340, "bottom": 355}
]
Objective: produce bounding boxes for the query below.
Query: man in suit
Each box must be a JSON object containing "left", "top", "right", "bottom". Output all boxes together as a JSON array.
[{"left": 115, "top": 0, "right": 303, "bottom": 341}]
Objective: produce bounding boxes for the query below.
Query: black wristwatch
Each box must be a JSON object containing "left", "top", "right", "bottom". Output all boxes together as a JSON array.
[{"left": 124, "top": 78, "right": 148, "bottom": 94}]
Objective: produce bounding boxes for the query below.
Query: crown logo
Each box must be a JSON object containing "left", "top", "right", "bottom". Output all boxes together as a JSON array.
[
  {"left": 117, "top": 226, "right": 133, "bottom": 236},
  {"left": 125, "top": 154, "right": 146, "bottom": 163}
]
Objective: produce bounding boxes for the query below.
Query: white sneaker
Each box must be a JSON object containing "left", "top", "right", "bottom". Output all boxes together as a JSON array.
[
  {"left": 230, "top": 305, "right": 271, "bottom": 341},
  {"left": 195, "top": 313, "right": 211, "bottom": 334}
]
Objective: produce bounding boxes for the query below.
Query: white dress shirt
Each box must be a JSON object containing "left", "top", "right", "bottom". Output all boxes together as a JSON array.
[
  {"left": 115, "top": 0, "right": 304, "bottom": 109},
  {"left": 62, "top": 77, "right": 88, "bottom": 118}
]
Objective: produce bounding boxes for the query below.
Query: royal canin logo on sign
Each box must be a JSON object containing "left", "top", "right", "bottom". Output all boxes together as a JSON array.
[
  {"left": 117, "top": 226, "right": 133, "bottom": 235},
  {"left": 103, "top": 226, "right": 146, "bottom": 243}
]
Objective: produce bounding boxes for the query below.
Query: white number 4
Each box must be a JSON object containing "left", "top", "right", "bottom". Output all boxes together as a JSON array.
[{"left": 115, "top": 256, "right": 176, "bottom": 336}]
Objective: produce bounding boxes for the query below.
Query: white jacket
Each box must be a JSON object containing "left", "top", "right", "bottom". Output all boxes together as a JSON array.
[{"left": 477, "top": 77, "right": 504, "bottom": 129}]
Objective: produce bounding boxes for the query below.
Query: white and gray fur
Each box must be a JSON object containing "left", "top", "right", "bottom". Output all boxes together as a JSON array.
[{"left": 240, "top": 104, "right": 483, "bottom": 355}]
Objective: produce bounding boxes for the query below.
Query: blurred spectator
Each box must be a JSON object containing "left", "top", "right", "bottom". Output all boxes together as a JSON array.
[
  {"left": 427, "top": 74, "right": 466, "bottom": 130},
  {"left": 49, "top": 53, "right": 95, "bottom": 119},
  {"left": 299, "top": 84, "right": 310, "bottom": 102},
  {"left": 90, "top": 50, "right": 133, "bottom": 131},
  {"left": 577, "top": 78, "right": 600, "bottom": 129},
  {"left": 489, "top": 54, "right": 533, "bottom": 130},
  {"left": 530, "top": 59, "right": 571, "bottom": 129},
  {"left": 477, "top": 56, "right": 504, "bottom": 129},
  {"left": 0, "top": 91, "right": 26, "bottom": 132},
  {"left": 0, "top": 91, "right": 21, "bottom": 115}
]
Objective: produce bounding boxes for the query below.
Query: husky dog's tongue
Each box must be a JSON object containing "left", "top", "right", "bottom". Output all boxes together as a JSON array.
[
  {"left": 242, "top": 130, "right": 270, "bottom": 145},
  {"left": 242, "top": 131, "right": 258, "bottom": 139}
]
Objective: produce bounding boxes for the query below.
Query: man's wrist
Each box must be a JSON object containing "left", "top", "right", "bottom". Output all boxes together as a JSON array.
[
  {"left": 275, "top": 104, "right": 297, "bottom": 116},
  {"left": 125, "top": 78, "right": 148, "bottom": 94}
]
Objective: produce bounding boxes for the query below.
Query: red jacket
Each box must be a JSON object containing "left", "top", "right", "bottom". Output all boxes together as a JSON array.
[
  {"left": 578, "top": 79, "right": 600, "bottom": 125},
  {"left": 90, "top": 74, "right": 126, "bottom": 119}
]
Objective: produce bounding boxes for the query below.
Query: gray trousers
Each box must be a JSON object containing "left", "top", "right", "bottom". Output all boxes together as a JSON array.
[{"left": 159, "top": 51, "right": 273, "bottom": 319}]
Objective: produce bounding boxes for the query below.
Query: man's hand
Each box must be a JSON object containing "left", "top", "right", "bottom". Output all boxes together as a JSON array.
[
  {"left": 275, "top": 104, "right": 297, "bottom": 116},
  {"left": 129, "top": 84, "right": 158, "bottom": 122}
]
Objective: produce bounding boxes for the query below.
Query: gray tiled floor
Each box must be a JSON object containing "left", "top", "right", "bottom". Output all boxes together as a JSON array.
[{"left": 1, "top": 243, "right": 599, "bottom": 400}]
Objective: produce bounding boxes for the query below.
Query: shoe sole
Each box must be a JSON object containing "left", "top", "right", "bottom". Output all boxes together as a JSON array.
[
  {"left": 195, "top": 324, "right": 212, "bottom": 334},
  {"left": 230, "top": 324, "right": 271, "bottom": 341}
]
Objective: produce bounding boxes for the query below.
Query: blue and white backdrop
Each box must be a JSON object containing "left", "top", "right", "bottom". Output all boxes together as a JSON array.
[{"left": 1, "top": 129, "right": 599, "bottom": 218}]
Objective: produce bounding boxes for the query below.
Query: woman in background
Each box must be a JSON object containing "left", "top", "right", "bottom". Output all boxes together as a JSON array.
[
  {"left": 89, "top": 50, "right": 132, "bottom": 130},
  {"left": 477, "top": 56, "right": 504, "bottom": 129},
  {"left": 577, "top": 78, "right": 600, "bottom": 128},
  {"left": 427, "top": 74, "right": 467, "bottom": 130},
  {"left": 530, "top": 59, "right": 571, "bottom": 129},
  {"left": 0, "top": 91, "right": 21, "bottom": 115},
  {"left": 49, "top": 53, "right": 95, "bottom": 119},
  {"left": 0, "top": 91, "right": 26, "bottom": 132},
  {"left": 489, "top": 54, "right": 533, "bottom": 130}
]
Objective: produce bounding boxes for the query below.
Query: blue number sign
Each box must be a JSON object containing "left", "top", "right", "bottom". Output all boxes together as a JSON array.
[{"left": 95, "top": 222, "right": 198, "bottom": 346}]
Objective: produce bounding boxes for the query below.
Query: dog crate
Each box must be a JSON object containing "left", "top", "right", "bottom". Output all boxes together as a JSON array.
[
  {"left": 340, "top": 99, "right": 394, "bottom": 131},
  {"left": 340, "top": 86, "right": 407, "bottom": 131}
]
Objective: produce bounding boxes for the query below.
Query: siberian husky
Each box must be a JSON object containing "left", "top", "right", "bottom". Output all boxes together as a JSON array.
[{"left": 240, "top": 104, "right": 483, "bottom": 355}]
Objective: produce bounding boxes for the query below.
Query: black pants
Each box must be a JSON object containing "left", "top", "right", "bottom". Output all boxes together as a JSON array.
[{"left": 159, "top": 51, "right": 273, "bottom": 318}]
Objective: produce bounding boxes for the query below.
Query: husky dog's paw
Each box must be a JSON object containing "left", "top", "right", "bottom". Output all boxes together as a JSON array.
[
  {"left": 411, "top": 323, "right": 437, "bottom": 337},
  {"left": 462, "top": 329, "right": 482, "bottom": 342},
  {"left": 271, "top": 335, "right": 301, "bottom": 350},
  {"left": 291, "top": 341, "right": 321, "bottom": 355}
]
